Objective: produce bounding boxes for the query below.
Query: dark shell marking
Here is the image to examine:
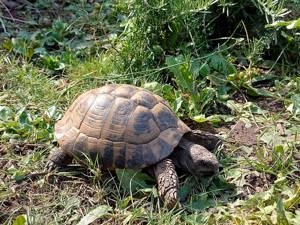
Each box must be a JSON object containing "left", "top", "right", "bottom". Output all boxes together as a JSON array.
[{"left": 55, "top": 84, "right": 191, "bottom": 169}]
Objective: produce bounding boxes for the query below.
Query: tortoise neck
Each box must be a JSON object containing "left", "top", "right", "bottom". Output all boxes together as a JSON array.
[{"left": 182, "top": 130, "right": 222, "bottom": 151}]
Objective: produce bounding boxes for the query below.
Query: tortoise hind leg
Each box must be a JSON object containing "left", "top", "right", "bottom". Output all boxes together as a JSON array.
[
  {"left": 47, "top": 148, "right": 73, "bottom": 171},
  {"left": 153, "top": 158, "right": 179, "bottom": 209}
]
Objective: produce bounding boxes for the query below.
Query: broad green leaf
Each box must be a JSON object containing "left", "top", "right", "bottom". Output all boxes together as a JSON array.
[
  {"left": 12, "top": 215, "right": 27, "bottom": 225},
  {"left": 263, "top": 203, "right": 276, "bottom": 214},
  {"left": 217, "top": 85, "right": 231, "bottom": 101},
  {"left": 189, "top": 193, "right": 215, "bottom": 210},
  {"left": 206, "top": 115, "right": 223, "bottom": 123},
  {"left": 274, "top": 145, "right": 285, "bottom": 158},
  {"left": 161, "top": 84, "right": 175, "bottom": 98},
  {"left": 42, "top": 55, "right": 65, "bottom": 71},
  {"left": 284, "top": 183, "right": 300, "bottom": 209},
  {"left": 51, "top": 20, "right": 68, "bottom": 41},
  {"left": 192, "top": 114, "right": 229, "bottom": 123},
  {"left": 118, "top": 196, "right": 132, "bottom": 209},
  {"left": 184, "top": 213, "right": 206, "bottom": 224},
  {"left": 208, "top": 74, "right": 227, "bottom": 86},
  {"left": 252, "top": 74, "right": 277, "bottom": 83},
  {"left": 198, "top": 87, "right": 216, "bottom": 112},
  {"left": 243, "top": 84, "right": 273, "bottom": 97},
  {"left": 225, "top": 168, "right": 248, "bottom": 187},
  {"left": 287, "top": 18, "right": 300, "bottom": 29},
  {"left": 226, "top": 100, "right": 244, "bottom": 114},
  {"left": 290, "top": 210, "right": 300, "bottom": 225},
  {"left": 71, "top": 39, "right": 94, "bottom": 50},
  {"left": 208, "top": 55, "right": 237, "bottom": 75},
  {"left": 36, "top": 129, "right": 51, "bottom": 140},
  {"left": 281, "top": 31, "right": 294, "bottom": 42},
  {"left": 45, "top": 105, "right": 57, "bottom": 119},
  {"left": 143, "top": 82, "right": 162, "bottom": 94},
  {"left": 212, "top": 175, "right": 236, "bottom": 193},
  {"left": 287, "top": 94, "right": 300, "bottom": 115},
  {"left": 266, "top": 18, "right": 300, "bottom": 30},
  {"left": 152, "top": 45, "right": 164, "bottom": 56},
  {"left": 18, "top": 110, "right": 32, "bottom": 124},
  {"left": 192, "top": 114, "right": 207, "bottom": 123},
  {"left": 166, "top": 55, "right": 193, "bottom": 92},
  {"left": 34, "top": 47, "right": 47, "bottom": 56},
  {"left": 189, "top": 60, "right": 200, "bottom": 80},
  {"left": 12, "top": 170, "right": 27, "bottom": 182},
  {"left": 199, "top": 62, "right": 210, "bottom": 77},
  {"left": 11, "top": 38, "right": 34, "bottom": 58},
  {"left": 76, "top": 205, "right": 111, "bottom": 225},
  {"left": 174, "top": 94, "right": 183, "bottom": 113},
  {"left": 260, "top": 129, "right": 282, "bottom": 146},
  {"left": 18, "top": 31, "right": 35, "bottom": 41},
  {"left": 276, "top": 198, "right": 289, "bottom": 225},
  {"left": 179, "top": 184, "right": 192, "bottom": 200},
  {"left": 244, "top": 102, "right": 266, "bottom": 114},
  {"left": 116, "top": 169, "right": 154, "bottom": 193},
  {"left": 265, "top": 20, "right": 290, "bottom": 28},
  {"left": 166, "top": 55, "right": 184, "bottom": 76},
  {"left": 2, "top": 39, "right": 13, "bottom": 51},
  {"left": 0, "top": 106, "right": 13, "bottom": 121}
]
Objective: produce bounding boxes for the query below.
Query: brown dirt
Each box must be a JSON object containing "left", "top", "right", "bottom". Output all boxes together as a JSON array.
[
  {"left": 216, "top": 120, "right": 259, "bottom": 147},
  {"left": 0, "top": 168, "right": 108, "bottom": 223},
  {"left": 233, "top": 91, "right": 285, "bottom": 114},
  {"left": 256, "top": 98, "right": 285, "bottom": 114},
  {"left": 237, "top": 172, "right": 276, "bottom": 198},
  {"left": 225, "top": 120, "right": 260, "bottom": 147}
]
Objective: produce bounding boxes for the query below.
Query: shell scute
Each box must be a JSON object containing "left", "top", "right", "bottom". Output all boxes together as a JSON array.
[
  {"left": 126, "top": 143, "right": 145, "bottom": 168},
  {"left": 124, "top": 106, "right": 160, "bottom": 144},
  {"left": 111, "top": 84, "right": 139, "bottom": 98},
  {"left": 72, "top": 93, "right": 97, "bottom": 129},
  {"left": 130, "top": 91, "right": 159, "bottom": 109},
  {"left": 80, "top": 95, "right": 114, "bottom": 138},
  {"left": 152, "top": 103, "right": 178, "bottom": 130},
  {"left": 101, "top": 98, "right": 136, "bottom": 142},
  {"left": 113, "top": 142, "right": 127, "bottom": 168}
]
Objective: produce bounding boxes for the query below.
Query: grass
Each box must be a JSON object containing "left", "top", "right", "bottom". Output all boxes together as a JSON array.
[{"left": 1, "top": 0, "right": 300, "bottom": 224}]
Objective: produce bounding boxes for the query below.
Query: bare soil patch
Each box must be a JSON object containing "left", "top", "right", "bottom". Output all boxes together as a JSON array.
[
  {"left": 227, "top": 120, "right": 259, "bottom": 147},
  {"left": 237, "top": 172, "right": 276, "bottom": 198}
]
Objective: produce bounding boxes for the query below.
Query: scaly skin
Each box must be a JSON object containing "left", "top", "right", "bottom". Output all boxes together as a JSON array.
[
  {"left": 173, "top": 137, "right": 219, "bottom": 176},
  {"left": 47, "top": 148, "right": 73, "bottom": 170},
  {"left": 153, "top": 158, "right": 179, "bottom": 209},
  {"left": 184, "top": 130, "right": 222, "bottom": 151}
]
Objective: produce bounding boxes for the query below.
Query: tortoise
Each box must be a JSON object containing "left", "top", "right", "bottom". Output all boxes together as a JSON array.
[{"left": 47, "top": 84, "right": 221, "bottom": 208}]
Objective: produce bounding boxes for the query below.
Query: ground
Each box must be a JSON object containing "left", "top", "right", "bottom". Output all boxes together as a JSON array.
[{"left": 0, "top": 1, "right": 299, "bottom": 225}]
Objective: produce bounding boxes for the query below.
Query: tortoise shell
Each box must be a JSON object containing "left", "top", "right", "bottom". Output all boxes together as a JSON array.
[{"left": 55, "top": 84, "right": 191, "bottom": 169}]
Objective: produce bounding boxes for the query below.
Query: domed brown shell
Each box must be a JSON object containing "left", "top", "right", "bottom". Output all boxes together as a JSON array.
[{"left": 55, "top": 84, "right": 191, "bottom": 169}]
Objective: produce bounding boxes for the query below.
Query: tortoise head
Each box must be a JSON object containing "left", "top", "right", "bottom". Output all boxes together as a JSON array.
[
  {"left": 170, "top": 139, "right": 220, "bottom": 176},
  {"left": 183, "top": 144, "right": 219, "bottom": 176}
]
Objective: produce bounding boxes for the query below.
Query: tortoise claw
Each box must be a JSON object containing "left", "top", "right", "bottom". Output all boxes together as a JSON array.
[
  {"left": 46, "top": 148, "right": 73, "bottom": 172},
  {"left": 45, "top": 160, "right": 59, "bottom": 172}
]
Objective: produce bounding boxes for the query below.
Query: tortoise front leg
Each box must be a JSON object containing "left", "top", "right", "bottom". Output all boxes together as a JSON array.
[
  {"left": 47, "top": 148, "right": 73, "bottom": 171},
  {"left": 153, "top": 158, "right": 179, "bottom": 209}
]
